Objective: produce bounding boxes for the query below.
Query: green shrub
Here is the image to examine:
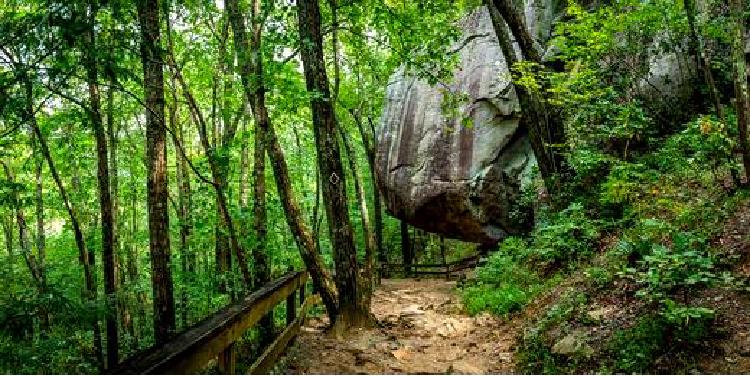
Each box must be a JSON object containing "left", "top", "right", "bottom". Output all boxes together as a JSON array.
[
  {"left": 649, "top": 115, "right": 735, "bottom": 173},
  {"left": 606, "top": 305, "right": 714, "bottom": 374},
  {"left": 530, "top": 202, "right": 600, "bottom": 268},
  {"left": 620, "top": 228, "right": 718, "bottom": 303},
  {"left": 607, "top": 315, "right": 670, "bottom": 373},
  {"left": 662, "top": 299, "right": 715, "bottom": 343},
  {"left": 462, "top": 239, "right": 545, "bottom": 316},
  {"left": 583, "top": 266, "right": 613, "bottom": 290},
  {"left": 463, "top": 284, "right": 534, "bottom": 316},
  {"left": 599, "top": 162, "right": 653, "bottom": 207},
  {"left": 517, "top": 291, "right": 589, "bottom": 373}
]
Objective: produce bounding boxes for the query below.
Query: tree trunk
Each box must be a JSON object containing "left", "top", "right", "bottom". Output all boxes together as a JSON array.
[
  {"left": 2, "top": 162, "right": 43, "bottom": 288},
  {"left": 340, "top": 129, "right": 375, "bottom": 306},
  {"left": 23, "top": 73, "right": 104, "bottom": 366},
  {"left": 105, "top": 47, "right": 132, "bottom": 343},
  {"left": 31, "top": 134, "right": 50, "bottom": 332},
  {"left": 127, "top": 166, "right": 144, "bottom": 346},
  {"left": 349, "top": 111, "right": 386, "bottom": 278},
  {"left": 486, "top": 0, "right": 568, "bottom": 195},
  {"left": 84, "top": 3, "right": 118, "bottom": 366},
  {"left": 246, "top": 0, "right": 273, "bottom": 340},
  {"left": 400, "top": 221, "right": 412, "bottom": 277},
  {"left": 731, "top": 0, "right": 750, "bottom": 182},
  {"left": 33, "top": 138, "right": 46, "bottom": 289},
  {"left": 3, "top": 215, "right": 13, "bottom": 277},
  {"left": 297, "top": 0, "right": 370, "bottom": 331},
  {"left": 136, "top": 0, "right": 176, "bottom": 345},
  {"left": 684, "top": 0, "right": 724, "bottom": 119},
  {"left": 219, "top": 16, "right": 241, "bottom": 299},
  {"left": 225, "top": 0, "right": 339, "bottom": 319},
  {"left": 168, "top": 61, "right": 193, "bottom": 329},
  {"left": 214, "top": 15, "right": 233, "bottom": 295}
]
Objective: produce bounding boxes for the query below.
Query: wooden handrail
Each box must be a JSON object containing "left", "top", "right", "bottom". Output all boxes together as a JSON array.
[
  {"left": 379, "top": 251, "right": 489, "bottom": 277},
  {"left": 248, "top": 294, "right": 321, "bottom": 374},
  {"left": 109, "top": 270, "right": 313, "bottom": 374}
]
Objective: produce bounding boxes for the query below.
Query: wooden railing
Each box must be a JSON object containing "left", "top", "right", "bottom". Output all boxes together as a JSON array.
[
  {"left": 380, "top": 251, "right": 489, "bottom": 278},
  {"left": 109, "top": 270, "right": 319, "bottom": 374}
]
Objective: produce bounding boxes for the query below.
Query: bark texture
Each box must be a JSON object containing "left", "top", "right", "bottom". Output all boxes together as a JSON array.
[
  {"left": 136, "top": 0, "right": 176, "bottom": 345},
  {"left": 84, "top": 3, "right": 118, "bottom": 365},
  {"left": 297, "top": 0, "right": 370, "bottom": 330},
  {"left": 225, "top": 0, "right": 339, "bottom": 320}
]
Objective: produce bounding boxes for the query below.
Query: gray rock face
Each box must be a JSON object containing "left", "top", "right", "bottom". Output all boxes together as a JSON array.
[
  {"left": 375, "top": 3, "right": 695, "bottom": 244},
  {"left": 375, "top": 7, "right": 535, "bottom": 244}
]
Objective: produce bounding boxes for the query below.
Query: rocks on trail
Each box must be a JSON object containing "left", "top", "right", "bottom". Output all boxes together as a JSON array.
[{"left": 278, "top": 279, "right": 518, "bottom": 374}]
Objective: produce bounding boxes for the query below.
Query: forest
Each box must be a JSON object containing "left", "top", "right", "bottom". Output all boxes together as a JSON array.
[{"left": 1, "top": 0, "right": 750, "bottom": 374}]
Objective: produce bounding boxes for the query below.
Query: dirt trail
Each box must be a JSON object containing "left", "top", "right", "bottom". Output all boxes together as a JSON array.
[{"left": 277, "top": 279, "right": 517, "bottom": 374}]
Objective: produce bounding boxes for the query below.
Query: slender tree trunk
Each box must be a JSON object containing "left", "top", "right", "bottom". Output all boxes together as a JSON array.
[
  {"left": 245, "top": 0, "right": 274, "bottom": 342},
  {"left": 2, "top": 162, "right": 43, "bottom": 288},
  {"left": 3, "top": 215, "right": 13, "bottom": 277},
  {"left": 127, "top": 166, "right": 144, "bottom": 346},
  {"left": 84, "top": 3, "right": 118, "bottom": 366},
  {"left": 252, "top": 93, "right": 273, "bottom": 345},
  {"left": 486, "top": 0, "right": 568, "bottom": 195},
  {"left": 136, "top": 0, "right": 176, "bottom": 345},
  {"left": 685, "top": 0, "right": 724, "bottom": 119},
  {"left": 217, "top": 16, "right": 239, "bottom": 298},
  {"left": 23, "top": 74, "right": 104, "bottom": 367},
  {"left": 340, "top": 129, "right": 375, "bottom": 306},
  {"left": 349, "top": 110, "right": 385, "bottom": 277},
  {"left": 105, "top": 53, "right": 132, "bottom": 344},
  {"left": 168, "top": 63, "right": 193, "bottom": 328},
  {"left": 239, "top": 115, "right": 249, "bottom": 213},
  {"left": 297, "top": 0, "right": 370, "bottom": 331},
  {"left": 33, "top": 138, "right": 46, "bottom": 289},
  {"left": 731, "top": 0, "right": 750, "bottom": 182},
  {"left": 400, "top": 221, "right": 412, "bottom": 277},
  {"left": 31, "top": 135, "right": 50, "bottom": 332},
  {"left": 225, "top": 0, "right": 339, "bottom": 319}
]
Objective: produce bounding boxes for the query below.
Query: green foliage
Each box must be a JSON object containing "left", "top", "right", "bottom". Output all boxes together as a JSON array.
[
  {"left": 606, "top": 307, "right": 713, "bottom": 373},
  {"left": 517, "top": 291, "right": 589, "bottom": 374},
  {"left": 462, "top": 239, "right": 545, "bottom": 316},
  {"left": 583, "top": 266, "right": 613, "bottom": 290},
  {"left": 530, "top": 203, "right": 600, "bottom": 268},
  {"left": 599, "top": 162, "right": 657, "bottom": 207},
  {"left": 607, "top": 315, "right": 670, "bottom": 373},
  {"left": 463, "top": 284, "right": 533, "bottom": 316},
  {"left": 617, "top": 220, "right": 725, "bottom": 305},
  {"left": 650, "top": 115, "right": 736, "bottom": 171}
]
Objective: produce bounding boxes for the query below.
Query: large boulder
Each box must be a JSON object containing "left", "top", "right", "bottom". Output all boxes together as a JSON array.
[
  {"left": 375, "top": 6, "right": 535, "bottom": 244},
  {"left": 375, "top": 3, "right": 696, "bottom": 244}
]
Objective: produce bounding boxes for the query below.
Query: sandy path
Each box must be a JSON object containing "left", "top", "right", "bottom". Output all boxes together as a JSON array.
[{"left": 276, "top": 279, "right": 517, "bottom": 374}]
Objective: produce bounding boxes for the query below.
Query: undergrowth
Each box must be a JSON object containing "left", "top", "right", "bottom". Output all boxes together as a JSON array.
[{"left": 463, "top": 104, "right": 746, "bottom": 373}]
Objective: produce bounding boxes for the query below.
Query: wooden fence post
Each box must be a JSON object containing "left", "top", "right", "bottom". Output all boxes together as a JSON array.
[
  {"left": 299, "top": 280, "right": 305, "bottom": 305},
  {"left": 286, "top": 287, "right": 297, "bottom": 325},
  {"left": 217, "top": 343, "right": 236, "bottom": 374},
  {"left": 286, "top": 266, "right": 297, "bottom": 331}
]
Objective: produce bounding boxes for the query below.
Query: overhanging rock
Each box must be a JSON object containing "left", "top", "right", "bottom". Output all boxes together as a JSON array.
[{"left": 375, "top": 6, "right": 536, "bottom": 244}]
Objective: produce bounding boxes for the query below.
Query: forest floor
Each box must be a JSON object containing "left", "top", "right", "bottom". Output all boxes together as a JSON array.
[
  {"left": 273, "top": 202, "right": 750, "bottom": 375},
  {"left": 276, "top": 278, "right": 519, "bottom": 374}
]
